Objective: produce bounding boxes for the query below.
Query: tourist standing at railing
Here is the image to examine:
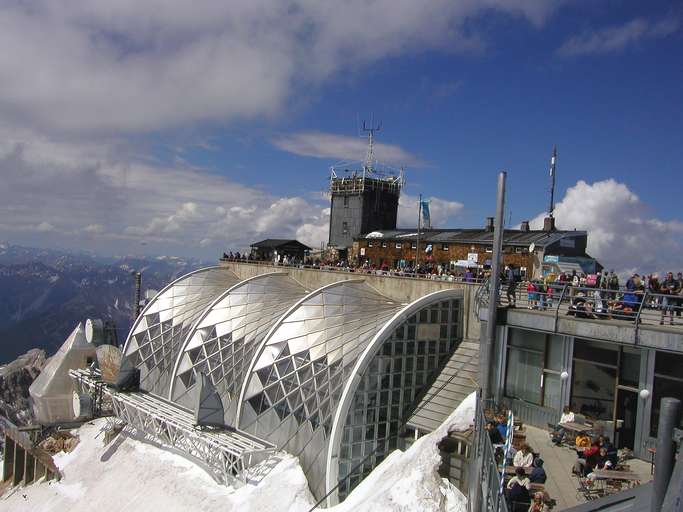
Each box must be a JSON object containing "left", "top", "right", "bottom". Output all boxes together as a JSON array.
[
  {"left": 608, "top": 271, "right": 619, "bottom": 300},
  {"left": 676, "top": 272, "right": 683, "bottom": 318},
  {"left": 570, "top": 270, "right": 579, "bottom": 297},
  {"left": 661, "top": 272, "right": 678, "bottom": 325},
  {"left": 505, "top": 265, "right": 519, "bottom": 307}
]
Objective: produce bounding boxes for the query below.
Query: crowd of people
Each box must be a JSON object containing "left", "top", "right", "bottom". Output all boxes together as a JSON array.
[
  {"left": 484, "top": 413, "right": 550, "bottom": 511},
  {"left": 504, "top": 265, "right": 682, "bottom": 325}
]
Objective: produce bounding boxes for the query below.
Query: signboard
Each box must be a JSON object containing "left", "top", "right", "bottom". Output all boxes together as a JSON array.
[
  {"left": 467, "top": 252, "right": 478, "bottom": 263},
  {"left": 544, "top": 255, "right": 559, "bottom": 263}
]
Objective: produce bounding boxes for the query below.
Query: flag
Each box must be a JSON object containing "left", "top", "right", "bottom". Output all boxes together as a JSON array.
[{"left": 420, "top": 200, "right": 431, "bottom": 229}]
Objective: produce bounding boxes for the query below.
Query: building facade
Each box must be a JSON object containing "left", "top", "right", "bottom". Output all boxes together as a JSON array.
[
  {"left": 486, "top": 312, "right": 683, "bottom": 460},
  {"left": 351, "top": 221, "right": 594, "bottom": 278},
  {"left": 121, "top": 266, "right": 465, "bottom": 506},
  {"left": 328, "top": 173, "right": 402, "bottom": 252}
]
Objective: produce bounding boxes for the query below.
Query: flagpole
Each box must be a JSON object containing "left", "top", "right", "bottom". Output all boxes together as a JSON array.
[{"left": 414, "top": 194, "right": 421, "bottom": 273}]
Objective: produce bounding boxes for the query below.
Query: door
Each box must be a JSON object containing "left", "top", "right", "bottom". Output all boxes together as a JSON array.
[{"left": 614, "top": 388, "right": 638, "bottom": 450}]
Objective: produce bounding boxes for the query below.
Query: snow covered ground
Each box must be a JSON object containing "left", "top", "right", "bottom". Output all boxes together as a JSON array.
[{"left": 1, "top": 392, "right": 474, "bottom": 512}]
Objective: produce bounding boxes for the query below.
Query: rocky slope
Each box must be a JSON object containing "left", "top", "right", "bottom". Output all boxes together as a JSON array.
[{"left": 0, "top": 348, "right": 47, "bottom": 424}]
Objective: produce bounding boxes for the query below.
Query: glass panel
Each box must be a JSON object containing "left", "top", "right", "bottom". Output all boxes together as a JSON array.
[
  {"left": 571, "top": 360, "right": 616, "bottom": 420},
  {"left": 650, "top": 375, "right": 683, "bottom": 436},
  {"left": 619, "top": 347, "right": 640, "bottom": 388},
  {"left": 654, "top": 351, "right": 683, "bottom": 378},
  {"left": 543, "top": 372, "right": 562, "bottom": 410},
  {"left": 505, "top": 348, "right": 543, "bottom": 405},
  {"left": 573, "top": 339, "right": 618, "bottom": 366},
  {"left": 509, "top": 328, "right": 545, "bottom": 351},
  {"left": 546, "top": 335, "right": 564, "bottom": 371}
]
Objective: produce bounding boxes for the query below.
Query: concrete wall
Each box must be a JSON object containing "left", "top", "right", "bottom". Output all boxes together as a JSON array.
[{"left": 220, "top": 261, "right": 483, "bottom": 341}]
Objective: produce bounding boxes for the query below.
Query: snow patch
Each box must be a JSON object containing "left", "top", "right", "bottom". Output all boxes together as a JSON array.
[{"left": 3, "top": 392, "right": 475, "bottom": 512}]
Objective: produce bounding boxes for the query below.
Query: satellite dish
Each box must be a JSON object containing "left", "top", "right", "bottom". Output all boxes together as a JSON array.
[
  {"left": 528, "top": 243, "right": 536, "bottom": 253},
  {"left": 85, "top": 318, "right": 104, "bottom": 344}
]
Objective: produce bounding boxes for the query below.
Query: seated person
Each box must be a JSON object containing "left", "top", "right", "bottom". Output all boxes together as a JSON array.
[
  {"left": 529, "top": 458, "right": 546, "bottom": 484},
  {"left": 551, "top": 406, "right": 575, "bottom": 444},
  {"left": 528, "top": 492, "right": 549, "bottom": 512},
  {"left": 513, "top": 444, "right": 535, "bottom": 468},
  {"left": 507, "top": 467, "right": 532, "bottom": 508},
  {"left": 496, "top": 414, "right": 509, "bottom": 439},
  {"left": 575, "top": 433, "right": 592, "bottom": 450},
  {"left": 587, "top": 447, "right": 614, "bottom": 482},
  {"left": 486, "top": 421, "right": 504, "bottom": 445},
  {"left": 599, "top": 436, "right": 618, "bottom": 466},
  {"left": 574, "top": 438, "right": 599, "bottom": 476}
]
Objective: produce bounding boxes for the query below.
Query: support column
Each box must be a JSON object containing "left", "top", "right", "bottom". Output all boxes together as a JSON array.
[
  {"left": 652, "top": 397, "right": 682, "bottom": 511},
  {"left": 13, "top": 445, "right": 25, "bottom": 486},
  {"left": 2, "top": 435, "right": 15, "bottom": 482},
  {"left": 24, "top": 453, "right": 36, "bottom": 484}
]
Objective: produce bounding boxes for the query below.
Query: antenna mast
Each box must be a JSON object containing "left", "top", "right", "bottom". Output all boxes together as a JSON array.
[
  {"left": 548, "top": 146, "right": 557, "bottom": 217},
  {"left": 362, "top": 119, "right": 382, "bottom": 175}
]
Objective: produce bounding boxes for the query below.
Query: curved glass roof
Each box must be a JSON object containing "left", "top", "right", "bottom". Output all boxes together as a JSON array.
[
  {"left": 169, "top": 272, "right": 308, "bottom": 424},
  {"left": 237, "top": 280, "right": 401, "bottom": 498},
  {"left": 121, "top": 267, "right": 240, "bottom": 396}
]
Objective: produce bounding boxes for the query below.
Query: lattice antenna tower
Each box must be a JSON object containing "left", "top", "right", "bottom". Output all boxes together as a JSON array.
[{"left": 362, "top": 119, "right": 382, "bottom": 176}]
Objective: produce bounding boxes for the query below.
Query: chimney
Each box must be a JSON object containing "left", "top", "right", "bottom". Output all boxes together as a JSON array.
[
  {"left": 520, "top": 220, "right": 530, "bottom": 232},
  {"left": 485, "top": 216, "right": 494, "bottom": 232},
  {"left": 543, "top": 216, "right": 556, "bottom": 232}
]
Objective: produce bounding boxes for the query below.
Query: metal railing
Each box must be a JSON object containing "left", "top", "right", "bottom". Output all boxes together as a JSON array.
[
  {"left": 470, "top": 392, "right": 509, "bottom": 512},
  {"left": 219, "top": 257, "right": 488, "bottom": 285},
  {"left": 476, "top": 280, "right": 683, "bottom": 336}
]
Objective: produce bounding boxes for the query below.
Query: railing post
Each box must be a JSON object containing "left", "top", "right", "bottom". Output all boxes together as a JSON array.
[
  {"left": 553, "top": 284, "right": 568, "bottom": 332},
  {"left": 634, "top": 291, "right": 648, "bottom": 344}
]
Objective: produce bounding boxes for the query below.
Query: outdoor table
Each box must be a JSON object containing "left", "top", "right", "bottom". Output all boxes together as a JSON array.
[
  {"left": 591, "top": 469, "right": 641, "bottom": 482},
  {"left": 561, "top": 421, "right": 593, "bottom": 434}
]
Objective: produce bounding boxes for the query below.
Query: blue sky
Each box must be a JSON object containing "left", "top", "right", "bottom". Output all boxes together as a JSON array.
[{"left": 0, "top": 0, "right": 681, "bottom": 273}]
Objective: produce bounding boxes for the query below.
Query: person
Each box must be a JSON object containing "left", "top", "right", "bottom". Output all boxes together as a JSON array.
[
  {"left": 527, "top": 280, "right": 538, "bottom": 309},
  {"left": 507, "top": 467, "right": 531, "bottom": 509},
  {"left": 529, "top": 458, "right": 546, "bottom": 484},
  {"left": 586, "top": 447, "right": 614, "bottom": 482},
  {"left": 661, "top": 272, "right": 678, "bottom": 325},
  {"left": 528, "top": 492, "right": 549, "bottom": 512},
  {"left": 506, "top": 265, "right": 518, "bottom": 307},
  {"left": 486, "top": 421, "right": 504, "bottom": 445},
  {"left": 513, "top": 444, "right": 534, "bottom": 468},
  {"left": 551, "top": 406, "right": 575, "bottom": 445},
  {"left": 495, "top": 414, "right": 508, "bottom": 440},
  {"left": 574, "top": 438, "right": 599, "bottom": 476},
  {"left": 599, "top": 436, "right": 618, "bottom": 466},
  {"left": 677, "top": 272, "right": 683, "bottom": 317},
  {"left": 608, "top": 271, "right": 619, "bottom": 300}
]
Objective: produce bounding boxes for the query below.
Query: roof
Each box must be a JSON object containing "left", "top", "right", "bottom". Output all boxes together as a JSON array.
[
  {"left": 357, "top": 228, "right": 587, "bottom": 248},
  {"left": 250, "top": 239, "right": 312, "bottom": 250}
]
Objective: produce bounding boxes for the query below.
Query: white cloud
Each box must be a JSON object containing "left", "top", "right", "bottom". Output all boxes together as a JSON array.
[
  {"left": 529, "top": 179, "right": 683, "bottom": 274},
  {"left": 558, "top": 17, "right": 679, "bottom": 56},
  {"left": 398, "top": 194, "right": 464, "bottom": 228},
  {"left": 272, "top": 132, "right": 424, "bottom": 167},
  {"left": 0, "top": 1, "right": 560, "bottom": 135}
]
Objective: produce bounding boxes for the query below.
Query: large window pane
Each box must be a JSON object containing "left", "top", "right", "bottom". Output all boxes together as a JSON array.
[
  {"left": 571, "top": 360, "right": 616, "bottom": 420},
  {"left": 509, "top": 329, "right": 545, "bottom": 351},
  {"left": 574, "top": 339, "right": 618, "bottom": 366},
  {"left": 651, "top": 375, "right": 683, "bottom": 436},
  {"left": 619, "top": 348, "right": 640, "bottom": 388},
  {"left": 505, "top": 348, "right": 542, "bottom": 405},
  {"left": 655, "top": 351, "right": 683, "bottom": 377}
]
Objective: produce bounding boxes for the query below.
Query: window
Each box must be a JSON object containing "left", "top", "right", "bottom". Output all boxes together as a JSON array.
[
  {"left": 381, "top": 241, "right": 387, "bottom": 248},
  {"left": 343, "top": 195, "right": 349, "bottom": 208},
  {"left": 395, "top": 243, "right": 402, "bottom": 249},
  {"left": 411, "top": 242, "right": 417, "bottom": 249},
  {"left": 342, "top": 222, "right": 348, "bottom": 234},
  {"left": 504, "top": 329, "right": 565, "bottom": 407},
  {"left": 441, "top": 243, "right": 449, "bottom": 251},
  {"left": 367, "top": 241, "right": 373, "bottom": 248},
  {"left": 515, "top": 247, "right": 523, "bottom": 253},
  {"left": 485, "top": 246, "right": 493, "bottom": 253},
  {"left": 651, "top": 351, "right": 683, "bottom": 436}
]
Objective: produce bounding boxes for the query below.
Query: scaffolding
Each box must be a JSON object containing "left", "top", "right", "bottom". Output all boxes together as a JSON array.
[
  {"left": 69, "top": 368, "right": 275, "bottom": 485},
  {"left": 329, "top": 170, "right": 403, "bottom": 195}
]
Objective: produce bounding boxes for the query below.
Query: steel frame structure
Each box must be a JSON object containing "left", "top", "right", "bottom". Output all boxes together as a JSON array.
[{"left": 69, "top": 369, "right": 275, "bottom": 486}]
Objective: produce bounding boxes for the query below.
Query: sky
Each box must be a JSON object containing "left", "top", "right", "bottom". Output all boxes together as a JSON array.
[{"left": 0, "top": 0, "right": 681, "bottom": 275}]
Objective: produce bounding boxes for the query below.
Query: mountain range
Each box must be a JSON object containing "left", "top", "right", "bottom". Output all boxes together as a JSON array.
[{"left": 0, "top": 242, "right": 207, "bottom": 363}]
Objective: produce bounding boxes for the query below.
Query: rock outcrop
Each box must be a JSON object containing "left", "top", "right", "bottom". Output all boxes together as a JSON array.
[{"left": 0, "top": 348, "right": 47, "bottom": 425}]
